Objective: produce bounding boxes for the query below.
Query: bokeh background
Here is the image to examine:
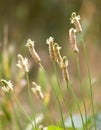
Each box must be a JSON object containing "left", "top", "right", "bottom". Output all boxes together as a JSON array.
[{"left": 0, "top": 0, "right": 101, "bottom": 129}]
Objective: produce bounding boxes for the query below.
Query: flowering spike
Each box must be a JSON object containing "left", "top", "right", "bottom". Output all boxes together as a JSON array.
[
  {"left": 61, "top": 56, "right": 69, "bottom": 81},
  {"left": 32, "top": 82, "right": 44, "bottom": 100},
  {"left": 46, "top": 36, "right": 55, "bottom": 61},
  {"left": 26, "top": 39, "right": 41, "bottom": 63},
  {"left": 39, "top": 125, "right": 48, "bottom": 130},
  {"left": 70, "top": 12, "right": 82, "bottom": 32},
  {"left": 69, "top": 28, "right": 79, "bottom": 53},
  {"left": 16, "top": 54, "right": 29, "bottom": 73},
  {"left": 1, "top": 79, "right": 13, "bottom": 92},
  {"left": 54, "top": 43, "right": 63, "bottom": 68}
]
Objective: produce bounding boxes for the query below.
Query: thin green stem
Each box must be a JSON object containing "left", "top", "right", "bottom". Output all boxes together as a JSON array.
[
  {"left": 39, "top": 63, "right": 66, "bottom": 130},
  {"left": 53, "top": 62, "right": 75, "bottom": 130},
  {"left": 12, "top": 92, "right": 35, "bottom": 129},
  {"left": 43, "top": 102, "right": 55, "bottom": 128},
  {"left": 66, "top": 80, "right": 85, "bottom": 130},
  {"left": 76, "top": 54, "right": 88, "bottom": 129},
  {"left": 81, "top": 36, "right": 96, "bottom": 130},
  {"left": 11, "top": 95, "right": 21, "bottom": 130},
  {"left": 25, "top": 73, "right": 37, "bottom": 129}
]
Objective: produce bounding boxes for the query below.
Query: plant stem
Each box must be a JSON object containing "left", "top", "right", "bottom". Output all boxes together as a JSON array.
[
  {"left": 39, "top": 63, "right": 66, "bottom": 130},
  {"left": 66, "top": 80, "right": 85, "bottom": 129},
  {"left": 12, "top": 92, "right": 35, "bottom": 130},
  {"left": 25, "top": 73, "right": 37, "bottom": 129},
  {"left": 76, "top": 53, "right": 88, "bottom": 129},
  {"left": 53, "top": 62, "right": 75, "bottom": 130},
  {"left": 11, "top": 95, "right": 21, "bottom": 130},
  {"left": 81, "top": 36, "right": 96, "bottom": 130}
]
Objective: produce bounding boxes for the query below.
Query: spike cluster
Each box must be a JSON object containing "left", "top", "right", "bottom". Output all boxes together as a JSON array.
[
  {"left": 69, "top": 12, "right": 82, "bottom": 53},
  {"left": 26, "top": 39, "right": 41, "bottom": 63},
  {"left": 16, "top": 54, "right": 29, "bottom": 73},
  {"left": 46, "top": 36, "right": 55, "bottom": 61},
  {"left": 39, "top": 125, "right": 48, "bottom": 130},
  {"left": 1, "top": 79, "right": 13, "bottom": 92},
  {"left": 47, "top": 36, "right": 70, "bottom": 81},
  {"left": 61, "top": 57, "right": 69, "bottom": 81},
  {"left": 70, "top": 12, "right": 82, "bottom": 33},
  {"left": 69, "top": 28, "right": 79, "bottom": 53},
  {"left": 54, "top": 43, "right": 63, "bottom": 68},
  {"left": 32, "top": 82, "right": 44, "bottom": 100}
]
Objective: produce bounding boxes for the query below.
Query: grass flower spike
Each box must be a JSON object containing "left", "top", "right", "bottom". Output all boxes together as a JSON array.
[
  {"left": 61, "top": 56, "right": 69, "bottom": 81},
  {"left": 39, "top": 125, "right": 48, "bottom": 130},
  {"left": 69, "top": 28, "right": 79, "bottom": 53},
  {"left": 46, "top": 36, "right": 55, "bottom": 61},
  {"left": 32, "top": 82, "right": 44, "bottom": 100},
  {"left": 26, "top": 39, "right": 41, "bottom": 63},
  {"left": 54, "top": 43, "right": 63, "bottom": 68},
  {"left": 17, "top": 54, "right": 29, "bottom": 73},
  {"left": 1, "top": 79, "right": 13, "bottom": 92},
  {"left": 70, "top": 12, "right": 82, "bottom": 32}
]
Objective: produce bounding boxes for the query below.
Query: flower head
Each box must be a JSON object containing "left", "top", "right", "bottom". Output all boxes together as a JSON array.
[
  {"left": 69, "top": 28, "right": 79, "bottom": 53},
  {"left": 32, "top": 82, "right": 44, "bottom": 100},
  {"left": 26, "top": 39, "right": 41, "bottom": 63},
  {"left": 16, "top": 54, "right": 29, "bottom": 73},
  {"left": 39, "top": 125, "right": 48, "bottom": 130},
  {"left": 46, "top": 36, "right": 55, "bottom": 61},
  {"left": 61, "top": 56, "right": 69, "bottom": 81},
  {"left": 70, "top": 12, "right": 82, "bottom": 32},
  {"left": 54, "top": 43, "right": 63, "bottom": 68},
  {"left": 1, "top": 79, "right": 13, "bottom": 92}
]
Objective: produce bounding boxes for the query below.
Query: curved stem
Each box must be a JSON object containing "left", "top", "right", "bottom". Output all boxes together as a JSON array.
[
  {"left": 12, "top": 92, "right": 35, "bottom": 129},
  {"left": 25, "top": 73, "right": 37, "bottom": 129},
  {"left": 81, "top": 36, "right": 96, "bottom": 130},
  {"left": 53, "top": 62, "right": 75, "bottom": 130},
  {"left": 66, "top": 81, "right": 85, "bottom": 129},
  {"left": 39, "top": 63, "right": 66, "bottom": 130}
]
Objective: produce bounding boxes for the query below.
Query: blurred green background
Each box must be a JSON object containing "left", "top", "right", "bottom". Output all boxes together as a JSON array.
[{"left": 0, "top": 0, "right": 100, "bottom": 47}]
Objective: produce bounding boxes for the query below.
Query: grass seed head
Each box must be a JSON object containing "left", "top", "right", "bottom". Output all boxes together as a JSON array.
[
  {"left": 17, "top": 54, "right": 29, "bottom": 73},
  {"left": 54, "top": 43, "right": 63, "bottom": 68},
  {"left": 69, "top": 28, "right": 79, "bottom": 53},
  {"left": 46, "top": 36, "right": 55, "bottom": 61},
  {"left": 26, "top": 39, "right": 41, "bottom": 63},
  {"left": 32, "top": 82, "right": 44, "bottom": 100},
  {"left": 70, "top": 12, "right": 82, "bottom": 33},
  {"left": 1, "top": 79, "right": 13, "bottom": 92},
  {"left": 61, "top": 56, "right": 69, "bottom": 81}
]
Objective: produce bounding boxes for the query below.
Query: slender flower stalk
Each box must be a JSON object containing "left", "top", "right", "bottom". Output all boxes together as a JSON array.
[
  {"left": 0, "top": 79, "right": 35, "bottom": 129},
  {"left": 12, "top": 92, "right": 35, "bottom": 129},
  {"left": 38, "top": 63, "right": 66, "bottom": 130},
  {"left": 70, "top": 12, "right": 82, "bottom": 33},
  {"left": 53, "top": 62, "right": 75, "bottom": 129},
  {"left": 26, "top": 39, "right": 41, "bottom": 63},
  {"left": 16, "top": 54, "right": 29, "bottom": 73},
  {"left": 70, "top": 11, "right": 96, "bottom": 129},
  {"left": 76, "top": 54, "right": 88, "bottom": 129},
  {"left": 25, "top": 73, "right": 37, "bottom": 130},
  {"left": 66, "top": 81, "right": 85, "bottom": 129},
  {"left": 81, "top": 36, "right": 96, "bottom": 130},
  {"left": 69, "top": 28, "right": 79, "bottom": 53}
]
